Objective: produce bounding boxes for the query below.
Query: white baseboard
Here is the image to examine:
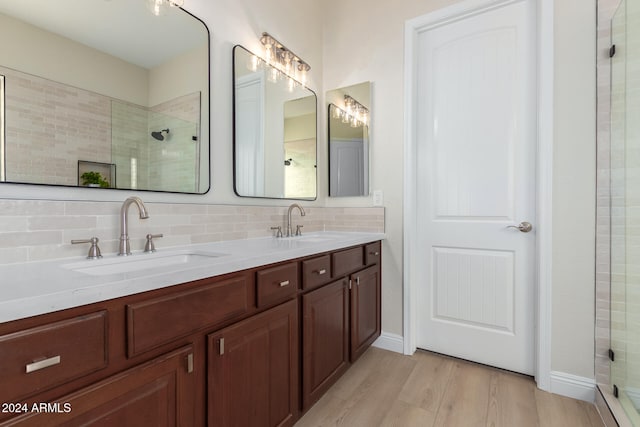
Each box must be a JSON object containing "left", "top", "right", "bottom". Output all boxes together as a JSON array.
[
  {"left": 372, "top": 332, "right": 404, "bottom": 353},
  {"left": 549, "top": 371, "right": 596, "bottom": 402}
]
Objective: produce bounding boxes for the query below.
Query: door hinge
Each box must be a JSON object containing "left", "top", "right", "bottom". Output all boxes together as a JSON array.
[
  {"left": 609, "top": 348, "right": 615, "bottom": 362},
  {"left": 610, "top": 44, "right": 616, "bottom": 58},
  {"left": 613, "top": 384, "right": 619, "bottom": 398},
  {"left": 219, "top": 338, "right": 225, "bottom": 355}
]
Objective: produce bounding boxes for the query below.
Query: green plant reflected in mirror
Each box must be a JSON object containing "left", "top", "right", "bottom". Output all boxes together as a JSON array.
[
  {"left": 0, "top": 0, "right": 210, "bottom": 194},
  {"left": 233, "top": 45, "right": 317, "bottom": 200}
]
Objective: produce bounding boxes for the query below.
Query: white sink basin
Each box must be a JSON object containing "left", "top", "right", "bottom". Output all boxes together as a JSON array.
[
  {"left": 63, "top": 251, "right": 227, "bottom": 276},
  {"left": 288, "top": 233, "right": 346, "bottom": 244}
]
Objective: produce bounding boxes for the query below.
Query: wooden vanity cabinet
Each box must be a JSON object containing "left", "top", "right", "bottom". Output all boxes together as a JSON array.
[
  {"left": 301, "top": 279, "right": 350, "bottom": 410},
  {"left": 301, "top": 243, "right": 381, "bottom": 410},
  {"left": 0, "top": 240, "right": 381, "bottom": 426},
  {"left": 3, "top": 345, "right": 196, "bottom": 426},
  {"left": 0, "top": 311, "right": 108, "bottom": 405},
  {"left": 207, "top": 299, "right": 298, "bottom": 427},
  {"left": 350, "top": 264, "right": 381, "bottom": 362}
]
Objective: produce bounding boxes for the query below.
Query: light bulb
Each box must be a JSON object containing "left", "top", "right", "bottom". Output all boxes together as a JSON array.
[
  {"left": 282, "top": 51, "right": 294, "bottom": 76},
  {"left": 268, "top": 66, "right": 279, "bottom": 83},
  {"left": 331, "top": 106, "right": 342, "bottom": 120},
  {"left": 146, "top": 0, "right": 163, "bottom": 16},
  {"left": 297, "top": 63, "right": 310, "bottom": 86},
  {"left": 247, "top": 55, "right": 260, "bottom": 72},
  {"left": 264, "top": 45, "right": 274, "bottom": 65}
]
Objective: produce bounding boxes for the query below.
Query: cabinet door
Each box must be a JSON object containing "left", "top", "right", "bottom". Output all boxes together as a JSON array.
[
  {"left": 350, "top": 265, "right": 381, "bottom": 362},
  {"left": 1, "top": 345, "right": 196, "bottom": 427},
  {"left": 302, "top": 279, "right": 349, "bottom": 410},
  {"left": 208, "top": 299, "right": 298, "bottom": 427}
]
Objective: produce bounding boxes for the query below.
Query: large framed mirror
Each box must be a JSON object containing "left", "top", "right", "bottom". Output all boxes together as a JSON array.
[
  {"left": 0, "top": 0, "right": 210, "bottom": 194},
  {"left": 233, "top": 45, "right": 317, "bottom": 200},
  {"left": 327, "top": 82, "right": 371, "bottom": 197}
]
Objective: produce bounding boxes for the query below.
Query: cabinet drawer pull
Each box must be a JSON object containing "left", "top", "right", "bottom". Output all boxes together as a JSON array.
[
  {"left": 369, "top": 251, "right": 380, "bottom": 256},
  {"left": 315, "top": 269, "right": 326, "bottom": 275},
  {"left": 356, "top": 277, "right": 361, "bottom": 286},
  {"left": 26, "top": 355, "right": 61, "bottom": 373},
  {"left": 187, "top": 353, "right": 194, "bottom": 374},
  {"left": 279, "top": 280, "right": 290, "bottom": 287},
  {"left": 219, "top": 338, "right": 225, "bottom": 356}
]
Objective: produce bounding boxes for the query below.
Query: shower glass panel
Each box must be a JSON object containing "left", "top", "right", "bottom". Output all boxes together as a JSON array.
[
  {"left": 611, "top": 0, "right": 640, "bottom": 424},
  {"left": 111, "top": 100, "right": 200, "bottom": 193}
]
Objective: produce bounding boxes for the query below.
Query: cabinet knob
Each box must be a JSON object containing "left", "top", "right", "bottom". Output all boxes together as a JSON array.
[
  {"left": 369, "top": 251, "right": 380, "bottom": 256},
  {"left": 315, "top": 269, "right": 326, "bottom": 275},
  {"left": 279, "top": 280, "right": 290, "bottom": 287}
]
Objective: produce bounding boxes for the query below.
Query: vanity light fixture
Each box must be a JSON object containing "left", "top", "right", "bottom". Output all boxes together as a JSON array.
[
  {"left": 146, "top": 0, "right": 184, "bottom": 16},
  {"left": 334, "top": 95, "right": 369, "bottom": 128},
  {"left": 251, "top": 32, "right": 311, "bottom": 91}
]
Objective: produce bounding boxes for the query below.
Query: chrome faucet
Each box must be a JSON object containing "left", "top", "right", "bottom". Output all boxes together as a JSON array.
[
  {"left": 118, "top": 196, "right": 149, "bottom": 256},
  {"left": 286, "top": 203, "right": 305, "bottom": 237}
]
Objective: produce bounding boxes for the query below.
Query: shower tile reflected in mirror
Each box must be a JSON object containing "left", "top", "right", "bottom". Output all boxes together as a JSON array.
[
  {"left": 326, "top": 82, "right": 371, "bottom": 197},
  {"left": 0, "top": 0, "right": 210, "bottom": 194},
  {"left": 111, "top": 95, "right": 201, "bottom": 193}
]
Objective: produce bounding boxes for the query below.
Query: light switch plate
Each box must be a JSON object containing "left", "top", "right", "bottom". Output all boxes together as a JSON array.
[{"left": 372, "top": 190, "right": 383, "bottom": 206}]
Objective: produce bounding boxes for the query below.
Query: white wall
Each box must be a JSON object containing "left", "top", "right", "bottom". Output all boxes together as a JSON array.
[
  {"left": 0, "top": 12, "right": 148, "bottom": 106},
  {"left": 552, "top": 0, "right": 596, "bottom": 379},
  {"left": 323, "top": 0, "right": 465, "bottom": 338}
]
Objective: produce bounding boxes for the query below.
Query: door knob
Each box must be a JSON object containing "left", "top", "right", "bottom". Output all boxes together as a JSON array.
[{"left": 507, "top": 222, "right": 533, "bottom": 233}]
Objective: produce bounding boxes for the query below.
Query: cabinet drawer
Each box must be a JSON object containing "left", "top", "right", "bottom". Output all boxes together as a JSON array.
[
  {"left": 302, "top": 255, "right": 332, "bottom": 291},
  {"left": 364, "top": 241, "right": 381, "bottom": 266},
  {"left": 332, "top": 247, "right": 364, "bottom": 278},
  {"left": 0, "top": 311, "right": 108, "bottom": 402},
  {"left": 127, "top": 274, "right": 253, "bottom": 357},
  {"left": 256, "top": 263, "right": 298, "bottom": 308}
]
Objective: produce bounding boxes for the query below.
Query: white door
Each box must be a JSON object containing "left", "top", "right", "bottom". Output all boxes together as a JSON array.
[
  {"left": 235, "top": 73, "right": 265, "bottom": 196},
  {"left": 330, "top": 138, "right": 365, "bottom": 196},
  {"left": 415, "top": 0, "right": 536, "bottom": 375}
]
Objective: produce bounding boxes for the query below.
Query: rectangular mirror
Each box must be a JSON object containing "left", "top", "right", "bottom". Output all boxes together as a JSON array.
[
  {"left": 0, "top": 0, "right": 210, "bottom": 193},
  {"left": 327, "top": 82, "right": 371, "bottom": 197},
  {"left": 233, "top": 45, "right": 317, "bottom": 200}
]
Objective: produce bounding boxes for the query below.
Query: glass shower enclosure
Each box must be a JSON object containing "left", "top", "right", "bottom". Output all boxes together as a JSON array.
[{"left": 610, "top": 0, "right": 640, "bottom": 424}]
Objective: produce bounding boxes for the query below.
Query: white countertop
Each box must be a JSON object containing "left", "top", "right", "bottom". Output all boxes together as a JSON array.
[{"left": 0, "top": 231, "right": 385, "bottom": 323}]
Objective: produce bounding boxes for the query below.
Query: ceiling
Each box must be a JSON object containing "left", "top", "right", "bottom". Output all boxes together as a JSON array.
[{"left": 0, "top": 0, "right": 207, "bottom": 69}]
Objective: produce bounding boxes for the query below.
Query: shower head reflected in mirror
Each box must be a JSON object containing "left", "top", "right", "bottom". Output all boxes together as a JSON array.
[{"left": 151, "top": 128, "right": 170, "bottom": 141}]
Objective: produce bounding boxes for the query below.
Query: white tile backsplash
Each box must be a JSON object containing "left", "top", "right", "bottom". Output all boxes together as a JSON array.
[{"left": 0, "top": 200, "right": 384, "bottom": 264}]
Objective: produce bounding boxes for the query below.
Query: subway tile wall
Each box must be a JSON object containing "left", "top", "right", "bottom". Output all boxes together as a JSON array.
[
  {"left": 1, "top": 66, "right": 201, "bottom": 192},
  {"left": 0, "top": 200, "right": 384, "bottom": 265}
]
